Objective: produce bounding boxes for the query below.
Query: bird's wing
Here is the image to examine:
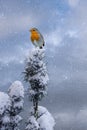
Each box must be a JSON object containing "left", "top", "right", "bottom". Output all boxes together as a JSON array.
[{"left": 37, "top": 31, "right": 45, "bottom": 45}]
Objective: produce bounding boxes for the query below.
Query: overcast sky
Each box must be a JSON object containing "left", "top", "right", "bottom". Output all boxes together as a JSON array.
[{"left": 0, "top": 0, "right": 87, "bottom": 130}]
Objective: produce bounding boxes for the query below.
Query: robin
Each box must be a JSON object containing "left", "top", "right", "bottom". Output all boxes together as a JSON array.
[{"left": 29, "top": 28, "right": 45, "bottom": 49}]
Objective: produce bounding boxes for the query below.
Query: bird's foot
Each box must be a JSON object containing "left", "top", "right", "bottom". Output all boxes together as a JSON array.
[{"left": 40, "top": 46, "right": 43, "bottom": 49}]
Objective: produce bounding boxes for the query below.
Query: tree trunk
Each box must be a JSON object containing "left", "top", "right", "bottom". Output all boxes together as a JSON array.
[{"left": 33, "top": 99, "right": 38, "bottom": 119}]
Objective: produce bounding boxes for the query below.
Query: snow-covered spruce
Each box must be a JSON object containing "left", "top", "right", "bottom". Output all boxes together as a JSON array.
[
  {"left": 0, "top": 92, "right": 11, "bottom": 130},
  {"left": 25, "top": 115, "right": 39, "bottom": 130},
  {"left": 24, "top": 48, "right": 49, "bottom": 118},
  {"left": 25, "top": 106, "right": 55, "bottom": 130},
  {"left": 8, "top": 81, "right": 24, "bottom": 130}
]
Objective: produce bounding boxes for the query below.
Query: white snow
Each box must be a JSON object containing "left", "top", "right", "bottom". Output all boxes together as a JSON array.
[
  {"left": 37, "top": 106, "right": 55, "bottom": 130},
  {"left": 40, "top": 74, "right": 49, "bottom": 85},
  {"left": 27, "top": 48, "right": 45, "bottom": 62},
  {"left": 12, "top": 115, "right": 22, "bottom": 124},
  {"left": 26, "top": 116, "right": 39, "bottom": 130},
  {"left": 28, "top": 106, "right": 55, "bottom": 130},
  {"left": 2, "top": 115, "right": 10, "bottom": 124},
  {"left": 26, "top": 48, "right": 49, "bottom": 85},
  {"left": 29, "top": 89, "right": 36, "bottom": 95},
  {"left": 8, "top": 81, "right": 24, "bottom": 98},
  {"left": 28, "top": 72, "right": 49, "bottom": 85},
  {"left": 25, "top": 49, "right": 54, "bottom": 130},
  {"left": 14, "top": 100, "right": 24, "bottom": 109},
  {"left": 0, "top": 92, "right": 11, "bottom": 115}
]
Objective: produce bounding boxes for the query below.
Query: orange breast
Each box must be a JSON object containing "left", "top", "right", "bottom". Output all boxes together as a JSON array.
[{"left": 31, "top": 32, "right": 40, "bottom": 42}]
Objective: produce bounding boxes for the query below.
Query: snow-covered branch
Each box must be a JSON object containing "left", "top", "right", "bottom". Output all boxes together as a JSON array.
[
  {"left": 0, "top": 92, "right": 11, "bottom": 130},
  {"left": 24, "top": 48, "right": 49, "bottom": 118},
  {"left": 8, "top": 81, "right": 24, "bottom": 130},
  {"left": 25, "top": 106, "right": 55, "bottom": 130}
]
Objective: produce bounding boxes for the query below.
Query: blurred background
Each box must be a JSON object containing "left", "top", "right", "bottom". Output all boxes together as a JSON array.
[{"left": 0, "top": 0, "right": 87, "bottom": 129}]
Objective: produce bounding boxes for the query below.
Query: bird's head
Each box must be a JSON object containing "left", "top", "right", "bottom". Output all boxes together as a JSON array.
[{"left": 29, "top": 28, "right": 38, "bottom": 33}]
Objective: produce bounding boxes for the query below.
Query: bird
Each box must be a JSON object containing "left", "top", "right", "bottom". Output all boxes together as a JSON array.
[{"left": 29, "top": 28, "right": 45, "bottom": 49}]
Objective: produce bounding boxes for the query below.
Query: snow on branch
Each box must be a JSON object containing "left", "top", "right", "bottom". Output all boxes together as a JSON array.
[
  {"left": 24, "top": 48, "right": 49, "bottom": 102},
  {"left": 24, "top": 48, "right": 49, "bottom": 84},
  {"left": 8, "top": 81, "right": 24, "bottom": 99},
  {"left": 0, "top": 92, "right": 11, "bottom": 115},
  {"left": 25, "top": 106, "right": 55, "bottom": 130},
  {"left": 8, "top": 81, "right": 24, "bottom": 130},
  {"left": 0, "top": 92, "right": 11, "bottom": 129},
  {"left": 24, "top": 47, "right": 55, "bottom": 130}
]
